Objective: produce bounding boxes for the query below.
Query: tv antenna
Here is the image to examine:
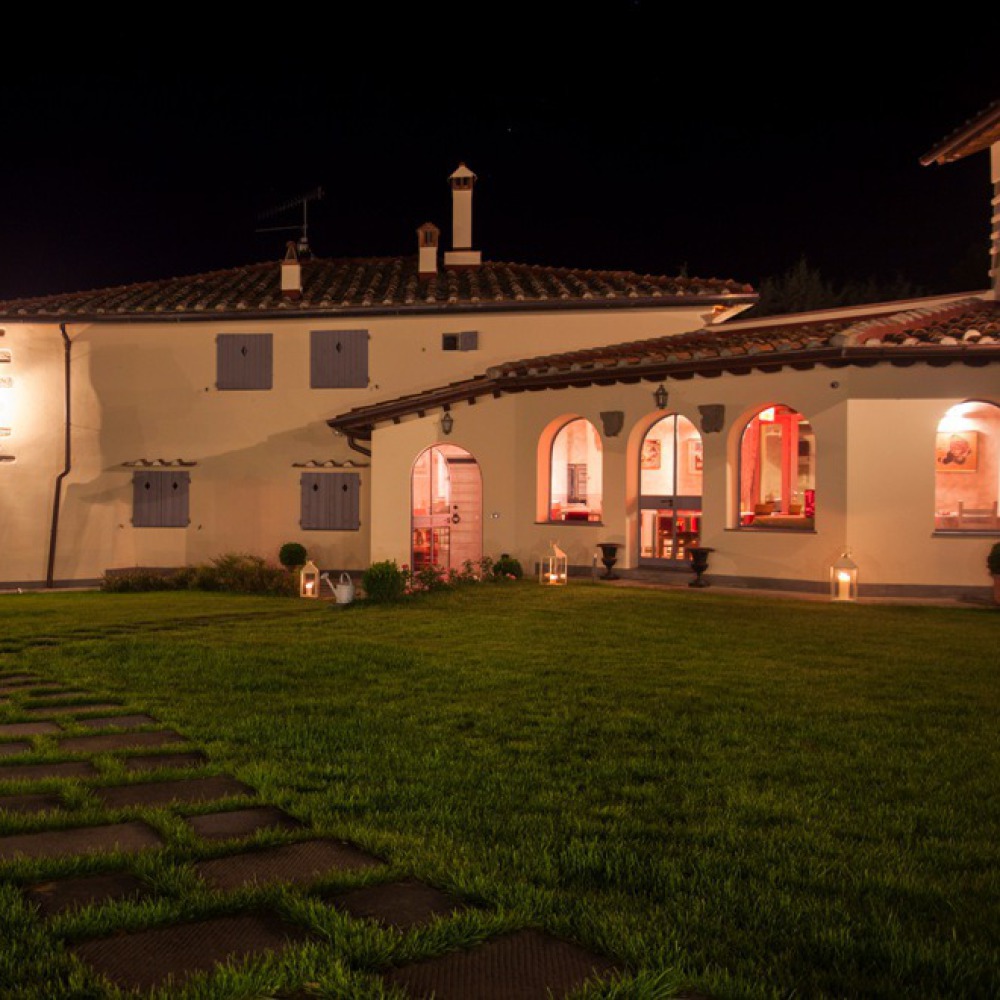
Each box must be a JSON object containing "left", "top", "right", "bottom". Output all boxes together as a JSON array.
[{"left": 256, "top": 186, "right": 325, "bottom": 256}]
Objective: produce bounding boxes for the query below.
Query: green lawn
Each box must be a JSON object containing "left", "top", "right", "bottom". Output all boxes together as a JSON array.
[{"left": 0, "top": 586, "right": 997, "bottom": 999}]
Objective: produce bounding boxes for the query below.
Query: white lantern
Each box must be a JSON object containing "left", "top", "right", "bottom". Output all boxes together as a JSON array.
[
  {"left": 539, "top": 542, "right": 568, "bottom": 586},
  {"left": 830, "top": 551, "right": 859, "bottom": 602},
  {"left": 300, "top": 560, "right": 320, "bottom": 599}
]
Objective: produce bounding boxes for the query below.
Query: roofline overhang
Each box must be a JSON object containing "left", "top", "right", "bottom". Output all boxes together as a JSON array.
[
  {"left": 0, "top": 293, "right": 757, "bottom": 326},
  {"left": 328, "top": 345, "right": 1000, "bottom": 439},
  {"left": 920, "top": 101, "right": 1000, "bottom": 165}
]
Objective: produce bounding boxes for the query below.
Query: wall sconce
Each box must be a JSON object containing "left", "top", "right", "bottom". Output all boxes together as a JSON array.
[
  {"left": 300, "top": 560, "right": 320, "bottom": 598},
  {"left": 830, "top": 551, "right": 859, "bottom": 602},
  {"left": 441, "top": 411, "right": 454, "bottom": 435},
  {"left": 653, "top": 384, "right": 668, "bottom": 410},
  {"left": 539, "top": 541, "right": 568, "bottom": 586}
]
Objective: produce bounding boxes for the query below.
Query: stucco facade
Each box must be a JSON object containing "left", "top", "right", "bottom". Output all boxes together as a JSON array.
[{"left": 347, "top": 294, "right": 1000, "bottom": 598}]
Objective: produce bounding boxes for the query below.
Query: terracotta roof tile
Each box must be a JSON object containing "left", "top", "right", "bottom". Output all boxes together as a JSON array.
[
  {"left": 329, "top": 298, "right": 1000, "bottom": 437},
  {"left": 0, "top": 258, "right": 753, "bottom": 321}
]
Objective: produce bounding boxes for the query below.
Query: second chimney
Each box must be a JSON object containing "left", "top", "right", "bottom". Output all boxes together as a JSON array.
[{"left": 417, "top": 222, "right": 440, "bottom": 278}]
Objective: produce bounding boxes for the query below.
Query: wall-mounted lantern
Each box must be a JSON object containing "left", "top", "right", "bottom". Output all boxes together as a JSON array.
[
  {"left": 653, "top": 383, "right": 668, "bottom": 410},
  {"left": 830, "top": 551, "right": 859, "bottom": 602},
  {"left": 441, "top": 411, "right": 454, "bottom": 435},
  {"left": 539, "top": 541, "right": 568, "bottom": 586},
  {"left": 300, "top": 559, "right": 321, "bottom": 598}
]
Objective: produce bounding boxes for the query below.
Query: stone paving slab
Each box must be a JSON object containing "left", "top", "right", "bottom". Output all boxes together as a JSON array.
[
  {"left": 59, "top": 730, "right": 185, "bottom": 753},
  {"left": 0, "top": 722, "right": 62, "bottom": 738},
  {"left": 77, "top": 713, "right": 158, "bottom": 730},
  {"left": 0, "top": 741, "right": 31, "bottom": 758},
  {"left": 24, "top": 871, "right": 150, "bottom": 917},
  {"left": 185, "top": 806, "right": 302, "bottom": 841},
  {"left": 0, "top": 792, "right": 64, "bottom": 815},
  {"left": 0, "top": 821, "right": 163, "bottom": 862},
  {"left": 381, "top": 929, "right": 621, "bottom": 999},
  {"left": 71, "top": 912, "right": 311, "bottom": 992},
  {"left": 94, "top": 775, "right": 254, "bottom": 810},
  {"left": 0, "top": 760, "right": 97, "bottom": 781},
  {"left": 0, "top": 682, "right": 62, "bottom": 694},
  {"left": 195, "top": 838, "right": 383, "bottom": 891},
  {"left": 124, "top": 751, "right": 207, "bottom": 773},
  {"left": 24, "top": 703, "right": 124, "bottom": 718},
  {"left": 327, "top": 878, "right": 469, "bottom": 930},
  {"left": 0, "top": 675, "right": 41, "bottom": 686}
]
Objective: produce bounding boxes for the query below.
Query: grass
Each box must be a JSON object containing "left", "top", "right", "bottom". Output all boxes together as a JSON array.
[{"left": 0, "top": 585, "right": 997, "bottom": 999}]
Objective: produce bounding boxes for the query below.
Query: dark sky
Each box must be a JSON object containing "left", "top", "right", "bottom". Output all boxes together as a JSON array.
[{"left": 0, "top": 17, "right": 994, "bottom": 301}]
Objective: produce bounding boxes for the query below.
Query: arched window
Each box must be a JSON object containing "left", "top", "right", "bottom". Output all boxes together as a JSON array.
[
  {"left": 547, "top": 417, "right": 603, "bottom": 522},
  {"left": 739, "top": 404, "right": 816, "bottom": 529},
  {"left": 934, "top": 401, "right": 1000, "bottom": 532}
]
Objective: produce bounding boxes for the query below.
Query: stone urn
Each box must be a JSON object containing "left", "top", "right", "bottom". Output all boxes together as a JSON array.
[{"left": 597, "top": 542, "right": 621, "bottom": 580}]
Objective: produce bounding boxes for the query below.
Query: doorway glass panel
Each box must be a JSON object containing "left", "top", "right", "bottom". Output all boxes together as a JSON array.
[
  {"left": 411, "top": 445, "right": 482, "bottom": 571},
  {"left": 638, "top": 415, "right": 703, "bottom": 566}
]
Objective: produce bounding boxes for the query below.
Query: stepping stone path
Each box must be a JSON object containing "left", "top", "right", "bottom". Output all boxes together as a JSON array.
[
  {"left": 0, "top": 671, "right": 622, "bottom": 997},
  {"left": 328, "top": 877, "right": 468, "bottom": 930},
  {"left": 184, "top": 804, "right": 301, "bottom": 840}
]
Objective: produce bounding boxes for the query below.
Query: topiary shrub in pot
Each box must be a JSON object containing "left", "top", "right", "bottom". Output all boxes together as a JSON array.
[{"left": 279, "top": 542, "right": 308, "bottom": 571}]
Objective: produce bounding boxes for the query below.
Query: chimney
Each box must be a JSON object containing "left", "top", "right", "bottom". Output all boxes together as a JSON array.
[
  {"left": 417, "top": 222, "right": 440, "bottom": 278},
  {"left": 281, "top": 241, "right": 302, "bottom": 300},
  {"left": 443, "top": 162, "right": 482, "bottom": 269}
]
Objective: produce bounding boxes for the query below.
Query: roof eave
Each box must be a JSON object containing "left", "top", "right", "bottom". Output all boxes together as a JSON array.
[
  {"left": 329, "top": 345, "right": 1000, "bottom": 438},
  {"left": 0, "top": 293, "right": 758, "bottom": 325}
]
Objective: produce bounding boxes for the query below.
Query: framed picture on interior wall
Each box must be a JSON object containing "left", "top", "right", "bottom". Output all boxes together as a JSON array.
[
  {"left": 935, "top": 430, "right": 978, "bottom": 472},
  {"left": 687, "top": 439, "right": 704, "bottom": 474},
  {"left": 641, "top": 439, "right": 661, "bottom": 470}
]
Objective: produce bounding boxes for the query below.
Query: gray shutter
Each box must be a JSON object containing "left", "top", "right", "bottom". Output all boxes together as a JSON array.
[
  {"left": 458, "top": 331, "right": 478, "bottom": 351},
  {"left": 300, "top": 473, "right": 360, "bottom": 530},
  {"left": 132, "top": 471, "right": 159, "bottom": 527},
  {"left": 217, "top": 334, "right": 273, "bottom": 390},
  {"left": 310, "top": 330, "right": 368, "bottom": 388},
  {"left": 160, "top": 471, "right": 191, "bottom": 527}
]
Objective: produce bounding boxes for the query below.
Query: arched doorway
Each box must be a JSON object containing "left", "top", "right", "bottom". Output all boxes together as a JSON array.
[
  {"left": 638, "top": 414, "right": 703, "bottom": 565},
  {"left": 411, "top": 444, "right": 483, "bottom": 571}
]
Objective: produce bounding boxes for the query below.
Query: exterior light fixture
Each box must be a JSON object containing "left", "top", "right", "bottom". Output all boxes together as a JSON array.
[
  {"left": 539, "top": 541, "right": 568, "bottom": 586},
  {"left": 300, "top": 560, "right": 320, "bottom": 599},
  {"left": 654, "top": 384, "right": 668, "bottom": 410},
  {"left": 830, "top": 551, "right": 859, "bottom": 602},
  {"left": 441, "top": 411, "right": 454, "bottom": 435}
]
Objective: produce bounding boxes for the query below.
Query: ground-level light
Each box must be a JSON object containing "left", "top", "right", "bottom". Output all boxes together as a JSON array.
[
  {"left": 540, "top": 541, "right": 568, "bottom": 585},
  {"left": 830, "top": 551, "right": 859, "bottom": 602},
  {"left": 300, "top": 560, "right": 321, "bottom": 598}
]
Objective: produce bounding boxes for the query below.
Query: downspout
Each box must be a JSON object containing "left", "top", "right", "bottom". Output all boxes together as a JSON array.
[
  {"left": 346, "top": 435, "right": 372, "bottom": 458},
  {"left": 45, "top": 323, "right": 71, "bottom": 588}
]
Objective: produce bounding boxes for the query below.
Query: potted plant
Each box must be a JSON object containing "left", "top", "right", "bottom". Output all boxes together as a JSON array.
[{"left": 988, "top": 542, "right": 1000, "bottom": 605}]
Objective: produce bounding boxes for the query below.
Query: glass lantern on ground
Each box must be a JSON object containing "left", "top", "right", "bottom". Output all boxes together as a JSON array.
[
  {"left": 299, "top": 560, "right": 320, "bottom": 598},
  {"left": 539, "top": 542, "right": 568, "bottom": 585},
  {"left": 830, "top": 552, "right": 859, "bottom": 602}
]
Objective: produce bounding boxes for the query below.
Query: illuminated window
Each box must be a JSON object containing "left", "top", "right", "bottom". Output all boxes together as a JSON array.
[
  {"left": 934, "top": 400, "right": 1000, "bottom": 532},
  {"left": 548, "top": 418, "right": 603, "bottom": 522},
  {"left": 738, "top": 404, "right": 815, "bottom": 529}
]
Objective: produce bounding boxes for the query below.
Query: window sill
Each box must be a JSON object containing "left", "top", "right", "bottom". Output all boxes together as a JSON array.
[
  {"left": 536, "top": 520, "right": 605, "bottom": 527},
  {"left": 932, "top": 530, "right": 1000, "bottom": 537},
  {"left": 725, "top": 527, "right": 818, "bottom": 535}
]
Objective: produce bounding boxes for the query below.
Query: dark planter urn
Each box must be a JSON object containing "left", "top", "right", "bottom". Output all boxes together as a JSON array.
[
  {"left": 688, "top": 546, "right": 714, "bottom": 588},
  {"left": 597, "top": 542, "right": 621, "bottom": 580}
]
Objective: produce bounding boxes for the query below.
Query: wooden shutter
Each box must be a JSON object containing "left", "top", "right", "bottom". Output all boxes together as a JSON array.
[
  {"left": 310, "top": 330, "right": 368, "bottom": 388},
  {"left": 132, "top": 471, "right": 190, "bottom": 527},
  {"left": 300, "top": 473, "right": 360, "bottom": 530},
  {"left": 458, "top": 331, "right": 478, "bottom": 351},
  {"left": 216, "top": 334, "right": 273, "bottom": 390}
]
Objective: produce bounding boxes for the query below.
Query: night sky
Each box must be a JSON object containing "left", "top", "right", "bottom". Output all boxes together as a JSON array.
[{"left": 0, "top": 20, "right": 994, "bottom": 302}]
